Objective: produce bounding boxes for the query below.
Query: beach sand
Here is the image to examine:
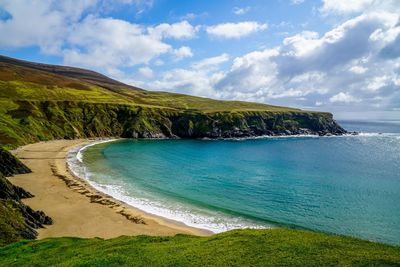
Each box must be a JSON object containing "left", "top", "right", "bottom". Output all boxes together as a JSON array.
[{"left": 8, "top": 139, "right": 209, "bottom": 239}]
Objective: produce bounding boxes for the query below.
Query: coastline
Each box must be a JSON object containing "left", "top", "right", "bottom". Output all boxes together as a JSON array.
[{"left": 8, "top": 139, "right": 210, "bottom": 239}]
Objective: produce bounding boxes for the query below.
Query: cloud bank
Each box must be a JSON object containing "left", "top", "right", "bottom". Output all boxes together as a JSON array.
[{"left": 149, "top": 2, "right": 400, "bottom": 117}]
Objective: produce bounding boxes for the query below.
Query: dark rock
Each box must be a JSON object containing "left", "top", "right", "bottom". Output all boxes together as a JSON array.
[
  {"left": 0, "top": 175, "right": 32, "bottom": 201},
  {"left": 14, "top": 186, "right": 34, "bottom": 199},
  {"left": 16, "top": 201, "right": 53, "bottom": 228},
  {"left": 0, "top": 148, "right": 31, "bottom": 177}
]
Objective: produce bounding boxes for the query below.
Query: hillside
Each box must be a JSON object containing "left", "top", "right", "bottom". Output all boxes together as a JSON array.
[
  {"left": 0, "top": 55, "right": 299, "bottom": 112},
  {"left": 0, "top": 55, "right": 345, "bottom": 148}
]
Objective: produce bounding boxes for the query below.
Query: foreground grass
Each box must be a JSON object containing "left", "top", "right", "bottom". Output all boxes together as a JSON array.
[{"left": 1, "top": 229, "right": 399, "bottom": 266}]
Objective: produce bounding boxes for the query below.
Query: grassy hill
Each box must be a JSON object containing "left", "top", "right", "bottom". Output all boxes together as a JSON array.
[
  {"left": 1, "top": 229, "right": 400, "bottom": 266},
  {"left": 0, "top": 55, "right": 299, "bottom": 112},
  {"left": 0, "top": 55, "right": 345, "bottom": 149}
]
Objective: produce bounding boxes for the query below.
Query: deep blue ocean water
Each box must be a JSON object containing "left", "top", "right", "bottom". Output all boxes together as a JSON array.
[{"left": 71, "top": 120, "right": 400, "bottom": 245}]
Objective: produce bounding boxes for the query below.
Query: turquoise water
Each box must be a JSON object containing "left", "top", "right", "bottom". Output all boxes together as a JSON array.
[{"left": 71, "top": 121, "right": 400, "bottom": 245}]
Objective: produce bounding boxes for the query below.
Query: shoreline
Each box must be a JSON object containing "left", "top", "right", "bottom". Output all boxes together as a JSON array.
[{"left": 8, "top": 139, "right": 210, "bottom": 239}]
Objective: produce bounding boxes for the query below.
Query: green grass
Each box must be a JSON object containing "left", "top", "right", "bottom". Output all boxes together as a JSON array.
[
  {"left": 0, "top": 199, "right": 27, "bottom": 247},
  {"left": 0, "top": 63, "right": 303, "bottom": 113},
  {"left": 0, "top": 229, "right": 399, "bottom": 266}
]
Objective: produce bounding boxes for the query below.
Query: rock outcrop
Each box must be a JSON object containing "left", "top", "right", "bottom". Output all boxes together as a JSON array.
[
  {"left": 0, "top": 148, "right": 52, "bottom": 245},
  {"left": 0, "top": 148, "right": 31, "bottom": 177}
]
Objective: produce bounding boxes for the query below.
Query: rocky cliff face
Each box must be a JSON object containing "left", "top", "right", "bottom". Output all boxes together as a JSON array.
[
  {"left": 1, "top": 101, "right": 346, "bottom": 147},
  {"left": 0, "top": 148, "right": 52, "bottom": 245},
  {"left": 168, "top": 111, "right": 345, "bottom": 139}
]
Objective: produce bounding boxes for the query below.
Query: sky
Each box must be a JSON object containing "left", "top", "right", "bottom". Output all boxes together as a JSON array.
[{"left": 0, "top": 0, "right": 399, "bottom": 120}]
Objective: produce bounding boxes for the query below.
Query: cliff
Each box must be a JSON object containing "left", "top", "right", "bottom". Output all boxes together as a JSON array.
[{"left": 1, "top": 101, "right": 345, "bottom": 147}]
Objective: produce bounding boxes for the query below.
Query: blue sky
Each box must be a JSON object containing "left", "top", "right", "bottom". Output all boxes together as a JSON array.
[{"left": 0, "top": 0, "right": 399, "bottom": 120}]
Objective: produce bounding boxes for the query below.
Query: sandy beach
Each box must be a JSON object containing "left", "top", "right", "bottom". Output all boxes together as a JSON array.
[{"left": 8, "top": 139, "right": 208, "bottom": 239}]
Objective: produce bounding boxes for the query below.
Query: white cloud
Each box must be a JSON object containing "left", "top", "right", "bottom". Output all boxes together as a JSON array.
[
  {"left": 349, "top": 65, "right": 368, "bottom": 74},
  {"left": 329, "top": 92, "right": 360, "bottom": 103},
  {"left": 282, "top": 31, "right": 320, "bottom": 56},
  {"left": 320, "top": 0, "right": 373, "bottom": 14},
  {"left": 179, "top": 12, "right": 208, "bottom": 21},
  {"left": 138, "top": 66, "right": 154, "bottom": 78},
  {"left": 291, "top": 0, "right": 305, "bottom": 5},
  {"left": 0, "top": 0, "right": 162, "bottom": 56},
  {"left": 148, "top": 54, "right": 230, "bottom": 97},
  {"left": 233, "top": 6, "right": 250, "bottom": 15},
  {"left": 173, "top": 46, "right": 193, "bottom": 60},
  {"left": 64, "top": 16, "right": 171, "bottom": 68},
  {"left": 151, "top": 69, "right": 214, "bottom": 96},
  {"left": 192, "top": 54, "right": 229, "bottom": 70},
  {"left": 206, "top": 21, "right": 267, "bottom": 39},
  {"left": 320, "top": 0, "right": 400, "bottom": 16},
  {"left": 148, "top": 21, "right": 198, "bottom": 39},
  {"left": 366, "top": 76, "right": 389, "bottom": 91},
  {"left": 0, "top": 1, "right": 203, "bottom": 77},
  {"left": 0, "top": 0, "right": 97, "bottom": 54}
]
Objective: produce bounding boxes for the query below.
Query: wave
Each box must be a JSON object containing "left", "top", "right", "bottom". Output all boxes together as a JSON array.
[
  {"left": 201, "top": 132, "right": 400, "bottom": 141},
  {"left": 76, "top": 138, "right": 118, "bottom": 163},
  {"left": 85, "top": 180, "right": 269, "bottom": 233},
  {"left": 356, "top": 132, "right": 400, "bottom": 137}
]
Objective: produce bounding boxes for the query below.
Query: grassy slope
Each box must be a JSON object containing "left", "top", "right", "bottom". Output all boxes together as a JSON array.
[
  {"left": 1, "top": 229, "right": 400, "bottom": 266},
  {"left": 0, "top": 60, "right": 298, "bottom": 113}
]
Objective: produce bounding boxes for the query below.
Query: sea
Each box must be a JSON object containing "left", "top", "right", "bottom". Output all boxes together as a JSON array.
[{"left": 68, "top": 120, "right": 400, "bottom": 245}]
